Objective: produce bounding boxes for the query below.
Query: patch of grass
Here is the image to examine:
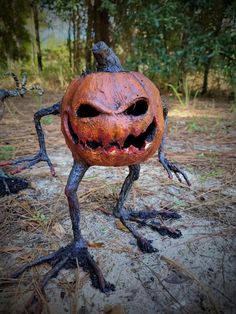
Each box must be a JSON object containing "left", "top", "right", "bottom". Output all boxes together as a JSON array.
[
  {"left": 196, "top": 153, "right": 205, "bottom": 159},
  {"left": 172, "top": 197, "right": 186, "bottom": 210},
  {"left": 42, "top": 116, "right": 53, "bottom": 125},
  {"left": 208, "top": 153, "right": 220, "bottom": 166},
  {"left": 32, "top": 212, "right": 49, "bottom": 225},
  {"left": 197, "top": 152, "right": 220, "bottom": 167},
  {"left": 186, "top": 118, "right": 208, "bottom": 132},
  {"left": 0, "top": 145, "right": 15, "bottom": 160},
  {"left": 199, "top": 169, "right": 224, "bottom": 183},
  {"left": 187, "top": 121, "right": 202, "bottom": 132},
  {"left": 201, "top": 115, "right": 209, "bottom": 123},
  {"left": 167, "top": 80, "right": 199, "bottom": 107},
  {"left": 33, "top": 94, "right": 43, "bottom": 109},
  {"left": 167, "top": 83, "right": 186, "bottom": 106}
]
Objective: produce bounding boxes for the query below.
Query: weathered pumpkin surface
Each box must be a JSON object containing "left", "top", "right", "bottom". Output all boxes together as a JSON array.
[{"left": 61, "top": 71, "right": 164, "bottom": 166}]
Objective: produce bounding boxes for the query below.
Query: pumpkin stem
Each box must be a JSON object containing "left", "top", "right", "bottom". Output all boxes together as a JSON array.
[{"left": 92, "top": 41, "right": 124, "bottom": 73}]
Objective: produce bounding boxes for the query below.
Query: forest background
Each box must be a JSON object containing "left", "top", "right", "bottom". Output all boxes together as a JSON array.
[{"left": 0, "top": 0, "right": 235, "bottom": 103}]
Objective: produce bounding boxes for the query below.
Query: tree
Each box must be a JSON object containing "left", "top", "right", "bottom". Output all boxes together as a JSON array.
[
  {"left": 94, "top": 0, "right": 110, "bottom": 44},
  {"left": 0, "top": 0, "right": 31, "bottom": 68},
  {"left": 1, "top": 0, "right": 234, "bottom": 98},
  {"left": 85, "top": 0, "right": 93, "bottom": 69},
  {"left": 31, "top": 0, "right": 43, "bottom": 71},
  {"left": 182, "top": 0, "right": 233, "bottom": 94},
  {"left": 41, "top": 0, "right": 86, "bottom": 72},
  {"left": 105, "top": 0, "right": 189, "bottom": 85}
]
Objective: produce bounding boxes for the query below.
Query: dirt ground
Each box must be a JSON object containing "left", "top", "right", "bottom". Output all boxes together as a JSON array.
[{"left": 0, "top": 92, "right": 235, "bottom": 314}]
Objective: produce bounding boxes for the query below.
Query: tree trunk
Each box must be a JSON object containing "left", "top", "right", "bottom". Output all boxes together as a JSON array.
[
  {"left": 67, "top": 21, "right": 72, "bottom": 69},
  {"left": 178, "top": 32, "right": 188, "bottom": 88},
  {"left": 94, "top": 0, "right": 110, "bottom": 45},
  {"left": 32, "top": 0, "right": 43, "bottom": 72},
  {"left": 73, "top": 6, "right": 82, "bottom": 73},
  {"left": 85, "top": 0, "right": 93, "bottom": 69},
  {"left": 72, "top": 11, "right": 76, "bottom": 73},
  {"left": 200, "top": 1, "right": 226, "bottom": 95},
  {"left": 201, "top": 58, "right": 211, "bottom": 95},
  {"left": 31, "top": 9, "right": 36, "bottom": 67}
]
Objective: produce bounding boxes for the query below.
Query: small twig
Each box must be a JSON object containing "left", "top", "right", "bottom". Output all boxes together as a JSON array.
[
  {"left": 160, "top": 255, "right": 220, "bottom": 314},
  {"left": 139, "top": 260, "right": 189, "bottom": 314},
  {"left": 212, "top": 287, "right": 236, "bottom": 307}
]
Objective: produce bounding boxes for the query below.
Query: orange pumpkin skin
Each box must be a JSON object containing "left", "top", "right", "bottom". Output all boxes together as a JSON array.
[{"left": 61, "top": 71, "right": 164, "bottom": 167}]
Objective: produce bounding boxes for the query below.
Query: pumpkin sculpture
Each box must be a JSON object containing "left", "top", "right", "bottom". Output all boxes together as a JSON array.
[
  {"left": 61, "top": 71, "right": 164, "bottom": 166},
  {"left": 0, "top": 42, "right": 190, "bottom": 300}
]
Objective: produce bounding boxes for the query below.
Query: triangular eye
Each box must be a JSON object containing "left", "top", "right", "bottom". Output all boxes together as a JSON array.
[
  {"left": 77, "top": 104, "right": 100, "bottom": 118},
  {"left": 125, "top": 100, "right": 148, "bottom": 116}
]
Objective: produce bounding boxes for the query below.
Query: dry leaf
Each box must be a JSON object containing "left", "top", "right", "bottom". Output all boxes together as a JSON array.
[
  {"left": 87, "top": 241, "right": 104, "bottom": 249},
  {"left": 95, "top": 207, "right": 112, "bottom": 216},
  {"left": 163, "top": 271, "right": 191, "bottom": 284},
  {"left": 104, "top": 304, "right": 125, "bottom": 314},
  {"left": 115, "top": 220, "right": 129, "bottom": 233},
  {"left": 52, "top": 222, "right": 66, "bottom": 239},
  {"left": 0, "top": 246, "right": 23, "bottom": 253}
]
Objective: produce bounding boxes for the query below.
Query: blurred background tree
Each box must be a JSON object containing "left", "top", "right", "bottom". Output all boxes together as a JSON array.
[
  {"left": 0, "top": 0, "right": 31, "bottom": 68},
  {"left": 0, "top": 0, "right": 235, "bottom": 100}
]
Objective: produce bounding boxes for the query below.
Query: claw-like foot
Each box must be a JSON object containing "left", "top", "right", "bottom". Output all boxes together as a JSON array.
[
  {"left": 129, "top": 209, "right": 182, "bottom": 239},
  {"left": 0, "top": 152, "right": 56, "bottom": 176},
  {"left": 130, "top": 209, "right": 181, "bottom": 220},
  {"left": 159, "top": 153, "right": 191, "bottom": 186},
  {"left": 136, "top": 237, "right": 157, "bottom": 253},
  {"left": 144, "top": 220, "right": 182, "bottom": 238},
  {"left": 11, "top": 241, "right": 114, "bottom": 310},
  {"left": 117, "top": 209, "right": 182, "bottom": 253}
]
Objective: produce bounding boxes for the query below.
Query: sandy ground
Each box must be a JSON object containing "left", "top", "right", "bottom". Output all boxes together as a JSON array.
[{"left": 0, "top": 93, "right": 236, "bottom": 314}]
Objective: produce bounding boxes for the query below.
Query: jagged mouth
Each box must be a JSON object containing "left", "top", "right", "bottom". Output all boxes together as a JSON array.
[{"left": 67, "top": 116, "right": 157, "bottom": 153}]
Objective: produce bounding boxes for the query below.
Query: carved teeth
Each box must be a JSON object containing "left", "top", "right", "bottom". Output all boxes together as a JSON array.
[
  {"left": 72, "top": 118, "right": 156, "bottom": 152},
  {"left": 144, "top": 142, "right": 152, "bottom": 150},
  {"left": 106, "top": 146, "right": 118, "bottom": 154},
  {"left": 123, "top": 119, "right": 156, "bottom": 149}
]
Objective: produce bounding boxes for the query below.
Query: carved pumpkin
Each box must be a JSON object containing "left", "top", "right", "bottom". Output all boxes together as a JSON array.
[{"left": 61, "top": 71, "right": 164, "bottom": 167}]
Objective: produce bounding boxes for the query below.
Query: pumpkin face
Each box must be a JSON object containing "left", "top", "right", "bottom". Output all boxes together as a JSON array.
[{"left": 61, "top": 71, "right": 164, "bottom": 167}]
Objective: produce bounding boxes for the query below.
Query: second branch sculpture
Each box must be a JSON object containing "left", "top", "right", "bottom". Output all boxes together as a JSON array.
[
  {"left": 1, "top": 42, "right": 190, "bottom": 296},
  {"left": 0, "top": 72, "right": 44, "bottom": 196}
]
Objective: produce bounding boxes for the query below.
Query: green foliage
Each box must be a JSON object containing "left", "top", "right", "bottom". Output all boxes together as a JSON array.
[
  {"left": 199, "top": 169, "right": 224, "bottom": 183},
  {"left": 42, "top": 45, "right": 74, "bottom": 88},
  {"left": 111, "top": 0, "right": 235, "bottom": 93},
  {"left": 0, "top": 0, "right": 235, "bottom": 97},
  {"left": 187, "top": 121, "right": 203, "bottom": 132},
  {"left": 167, "top": 80, "right": 199, "bottom": 107},
  {"left": 186, "top": 118, "right": 208, "bottom": 132},
  {"left": 172, "top": 197, "right": 185, "bottom": 210},
  {"left": 0, "top": 145, "right": 15, "bottom": 160},
  {"left": 0, "top": 0, "right": 31, "bottom": 68},
  {"left": 117, "top": 0, "right": 189, "bottom": 85},
  {"left": 167, "top": 83, "right": 186, "bottom": 107},
  {"left": 42, "top": 116, "right": 53, "bottom": 125},
  {"left": 32, "top": 212, "right": 48, "bottom": 224},
  {"left": 33, "top": 93, "right": 44, "bottom": 109}
]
